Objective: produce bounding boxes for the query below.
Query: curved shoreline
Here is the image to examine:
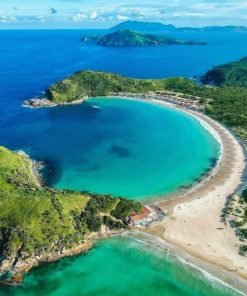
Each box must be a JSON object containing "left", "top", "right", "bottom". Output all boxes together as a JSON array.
[
  {"left": 147, "top": 98, "right": 224, "bottom": 204},
  {"left": 104, "top": 95, "right": 223, "bottom": 204},
  {"left": 18, "top": 95, "right": 247, "bottom": 292},
  {"left": 106, "top": 96, "right": 247, "bottom": 292},
  {"left": 143, "top": 100, "right": 247, "bottom": 286},
  {"left": 127, "top": 231, "right": 247, "bottom": 295}
]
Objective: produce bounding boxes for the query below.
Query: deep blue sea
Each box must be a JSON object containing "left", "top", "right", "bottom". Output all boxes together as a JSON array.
[
  {"left": 0, "top": 29, "right": 247, "bottom": 295},
  {"left": 1, "top": 29, "right": 247, "bottom": 147}
]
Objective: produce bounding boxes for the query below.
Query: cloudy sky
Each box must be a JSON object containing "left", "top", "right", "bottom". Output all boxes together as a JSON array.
[{"left": 1, "top": 0, "right": 247, "bottom": 29}]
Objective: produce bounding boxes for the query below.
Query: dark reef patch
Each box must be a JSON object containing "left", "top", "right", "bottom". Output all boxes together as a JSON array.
[
  {"left": 84, "top": 163, "right": 102, "bottom": 172},
  {"left": 38, "top": 158, "right": 62, "bottom": 187},
  {"left": 108, "top": 145, "right": 131, "bottom": 158}
]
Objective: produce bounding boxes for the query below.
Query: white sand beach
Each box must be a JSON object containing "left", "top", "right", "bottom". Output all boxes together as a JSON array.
[{"left": 146, "top": 105, "right": 247, "bottom": 281}]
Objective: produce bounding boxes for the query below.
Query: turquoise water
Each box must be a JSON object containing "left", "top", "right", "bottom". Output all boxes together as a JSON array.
[
  {"left": 0, "top": 30, "right": 242, "bottom": 295},
  {"left": 52, "top": 97, "right": 220, "bottom": 200},
  {"left": 2, "top": 97, "right": 220, "bottom": 200},
  {"left": 2, "top": 236, "right": 242, "bottom": 296}
]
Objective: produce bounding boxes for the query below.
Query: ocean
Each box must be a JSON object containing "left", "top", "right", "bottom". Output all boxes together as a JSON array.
[{"left": 0, "top": 29, "right": 246, "bottom": 295}]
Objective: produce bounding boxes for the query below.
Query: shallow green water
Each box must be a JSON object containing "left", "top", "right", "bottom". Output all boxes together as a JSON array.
[
  {"left": 2, "top": 236, "right": 242, "bottom": 296},
  {"left": 0, "top": 99, "right": 232, "bottom": 296}
]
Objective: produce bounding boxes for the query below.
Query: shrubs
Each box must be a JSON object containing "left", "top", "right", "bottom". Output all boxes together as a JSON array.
[
  {"left": 239, "top": 245, "right": 247, "bottom": 256},
  {"left": 0, "top": 147, "right": 139, "bottom": 263},
  {"left": 47, "top": 71, "right": 168, "bottom": 103},
  {"left": 80, "top": 210, "right": 102, "bottom": 232},
  {"left": 103, "top": 216, "right": 127, "bottom": 230},
  {"left": 111, "top": 199, "right": 142, "bottom": 220},
  {"left": 85, "top": 194, "right": 117, "bottom": 213},
  {"left": 242, "top": 189, "right": 247, "bottom": 203}
]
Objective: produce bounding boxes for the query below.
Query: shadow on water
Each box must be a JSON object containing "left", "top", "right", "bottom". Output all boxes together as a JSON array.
[
  {"left": 108, "top": 145, "right": 131, "bottom": 158},
  {"left": 39, "top": 158, "right": 62, "bottom": 187}
]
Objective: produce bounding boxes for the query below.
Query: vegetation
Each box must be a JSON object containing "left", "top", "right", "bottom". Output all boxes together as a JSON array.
[
  {"left": 223, "top": 191, "right": 247, "bottom": 256},
  {"left": 202, "top": 57, "right": 247, "bottom": 87},
  {"left": 111, "top": 199, "right": 142, "bottom": 220},
  {"left": 46, "top": 70, "right": 167, "bottom": 103},
  {"left": 47, "top": 71, "right": 247, "bottom": 143},
  {"left": 243, "top": 189, "right": 247, "bottom": 203},
  {"left": 141, "top": 76, "right": 247, "bottom": 142},
  {"left": 0, "top": 146, "right": 142, "bottom": 276},
  {"left": 81, "top": 30, "right": 206, "bottom": 48}
]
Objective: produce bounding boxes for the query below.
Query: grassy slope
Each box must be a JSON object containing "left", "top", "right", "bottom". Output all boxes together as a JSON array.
[
  {"left": 47, "top": 71, "right": 247, "bottom": 142},
  {"left": 202, "top": 57, "right": 247, "bottom": 87},
  {"left": 0, "top": 146, "right": 141, "bottom": 262},
  {"left": 46, "top": 70, "right": 167, "bottom": 103}
]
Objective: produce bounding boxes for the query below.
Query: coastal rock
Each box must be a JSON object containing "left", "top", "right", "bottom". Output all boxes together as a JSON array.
[{"left": 23, "top": 98, "right": 56, "bottom": 108}]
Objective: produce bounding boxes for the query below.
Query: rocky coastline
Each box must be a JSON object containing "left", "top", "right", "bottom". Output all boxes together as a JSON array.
[
  {"left": 0, "top": 230, "right": 125, "bottom": 286},
  {"left": 22, "top": 96, "right": 88, "bottom": 108}
]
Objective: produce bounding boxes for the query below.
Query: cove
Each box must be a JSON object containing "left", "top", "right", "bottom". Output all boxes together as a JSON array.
[
  {"left": 48, "top": 97, "right": 220, "bottom": 200},
  {"left": 2, "top": 97, "right": 220, "bottom": 201}
]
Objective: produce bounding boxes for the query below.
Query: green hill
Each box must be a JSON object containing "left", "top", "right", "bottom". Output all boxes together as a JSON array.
[
  {"left": 110, "top": 21, "right": 176, "bottom": 33},
  {"left": 202, "top": 57, "right": 247, "bottom": 87},
  {"left": 46, "top": 70, "right": 168, "bottom": 103},
  {"left": 81, "top": 30, "right": 207, "bottom": 48},
  {"left": 46, "top": 70, "right": 247, "bottom": 142},
  {"left": 0, "top": 146, "right": 142, "bottom": 285}
]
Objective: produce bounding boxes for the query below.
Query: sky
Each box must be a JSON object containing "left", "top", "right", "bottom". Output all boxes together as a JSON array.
[{"left": 1, "top": 0, "right": 247, "bottom": 29}]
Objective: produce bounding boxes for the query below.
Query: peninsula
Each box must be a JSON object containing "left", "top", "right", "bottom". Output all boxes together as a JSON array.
[
  {"left": 202, "top": 56, "right": 247, "bottom": 87},
  {"left": 81, "top": 30, "right": 207, "bottom": 47},
  {"left": 24, "top": 70, "right": 247, "bottom": 142},
  {"left": 0, "top": 147, "right": 145, "bottom": 285}
]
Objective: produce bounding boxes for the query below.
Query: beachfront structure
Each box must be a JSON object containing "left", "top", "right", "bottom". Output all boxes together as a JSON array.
[{"left": 128, "top": 206, "right": 161, "bottom": 227}]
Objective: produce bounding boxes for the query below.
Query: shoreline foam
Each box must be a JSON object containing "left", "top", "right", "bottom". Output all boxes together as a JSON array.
[
  {"left": 104, "top": 95, "right": 247, "bottom": 293},
  {"left": 126, "top": 231, "right": 247, "bottom": 295},
  {"left": 102, "top": 95, "right": 223, "bottom": 204},
  {"left": 143, "top": 101, "right": 247, "bottom": 283},
  {"left": 18, "top": 95, "right": 247, "bottom": 292}
]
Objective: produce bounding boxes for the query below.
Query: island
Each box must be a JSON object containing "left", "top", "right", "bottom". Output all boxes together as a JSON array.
[
  {"left": 81, "top": 30, "right": 207, "bottom": 47},
  {"left": 202, "top": 56, "right": 247, "bottom": 87},
  {"left": 0, "top": 146, "right": 153, "bottom": 285},
  {"left": 110, "top": 21, "right": 177, "bottom": 33}
]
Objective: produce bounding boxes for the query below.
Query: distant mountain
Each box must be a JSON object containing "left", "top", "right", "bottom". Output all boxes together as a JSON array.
[
  {"left": 110, "top": 21, "right": 247, "bottom": 33},
  {"left": 177, "top": 25, "right": 247, "bottom": 32},
  {"left": 81, "top": 30, "right": 207, "bottom": 48},
  {"left": 110, "top": 21, "right": 176, "bottom": 33},
  {"left": 202, "top": 57, "right": 247, "bottom": 87}
]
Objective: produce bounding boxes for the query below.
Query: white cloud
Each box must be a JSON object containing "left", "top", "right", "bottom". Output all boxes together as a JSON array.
[
  {"left": 116, "top": 15, "right": 129, "bottom": 21},
  {"left": 0, "top": 15, "right": 17, "bottom": 23},
  {"left": 71, "top": 12, "right": 87, "bottom": 21},
  {"left": 89, "top": 11, "right": 98, "bottom": 19},
  {"left": 2, "top": 1, "right": 247, "bottom": 27}
]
